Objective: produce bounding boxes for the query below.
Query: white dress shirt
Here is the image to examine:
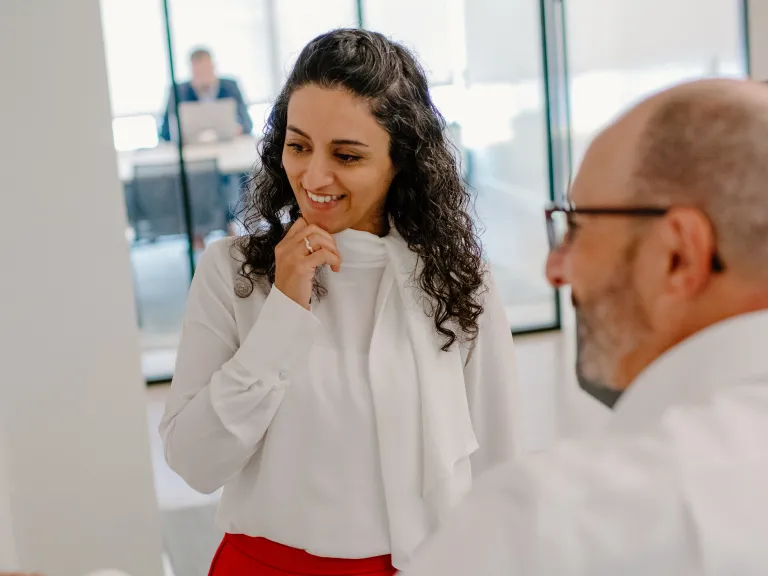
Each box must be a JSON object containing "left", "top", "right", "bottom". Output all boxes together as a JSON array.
[
  {"left": 403, "top": 310, "right": 768, "bottom": 576},
  {"left": 160, "top": 229, "right": 519, "bottom": 568}
]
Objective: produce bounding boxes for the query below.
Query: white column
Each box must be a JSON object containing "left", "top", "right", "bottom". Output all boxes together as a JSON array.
[
  {"left": 0, "top": 0, "right": 164, "bottom": 575},
  {"left": 0, "top": 425, "right": 18, "bottom": 570},
  {"left": 748, "top": 0, "right": 768, "bottom": 80}
]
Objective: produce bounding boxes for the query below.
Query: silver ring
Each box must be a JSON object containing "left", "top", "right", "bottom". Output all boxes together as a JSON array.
[{"left": 304, "top": 236, "right": 313, "bottom": 254}]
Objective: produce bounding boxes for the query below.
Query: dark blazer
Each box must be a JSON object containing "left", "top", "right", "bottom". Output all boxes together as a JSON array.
[{"left": 159, "top": 77, "right": 254, "bottom": 141}]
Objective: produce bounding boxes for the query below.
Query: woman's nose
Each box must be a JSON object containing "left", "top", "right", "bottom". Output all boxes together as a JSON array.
[{"left": 301, "top": 155, "right": 334, "bottom": 191}]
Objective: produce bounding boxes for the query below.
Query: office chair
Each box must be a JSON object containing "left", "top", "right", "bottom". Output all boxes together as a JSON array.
[{"left": 131, "top": 159, "right": 227, "bottom": 242}]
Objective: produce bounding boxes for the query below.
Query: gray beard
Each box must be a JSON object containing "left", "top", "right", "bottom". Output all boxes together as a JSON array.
[
  {"left": 575, "top": 330, "right": 624, "bottom": 408},
  {"left": 572, "top": 240, "right": 648, "bottom": 409}
]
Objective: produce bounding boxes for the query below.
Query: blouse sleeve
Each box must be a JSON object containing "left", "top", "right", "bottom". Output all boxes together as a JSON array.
[{"left": 159, "top": 240, "right": 321, "bottom": 494}]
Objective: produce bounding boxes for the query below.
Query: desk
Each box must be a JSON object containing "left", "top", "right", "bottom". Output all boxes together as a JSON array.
[{"left": 118, "top": 135, "right": 259, "bottom": 181}]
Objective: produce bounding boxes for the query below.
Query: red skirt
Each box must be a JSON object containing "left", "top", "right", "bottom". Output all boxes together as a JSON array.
[{"left": 209, "top": 534, "right": 397, "bottom": 576}]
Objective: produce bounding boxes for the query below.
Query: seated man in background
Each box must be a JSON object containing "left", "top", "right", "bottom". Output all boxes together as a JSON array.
[
  {"left": 402, "top": 78, "right": 768, "bottom": 575},
  {"left": 159, "top": 47, "right": 253, "bottom": 142},
  {"left": 160, "top": 47, "right": 252, "bottom": 240}
]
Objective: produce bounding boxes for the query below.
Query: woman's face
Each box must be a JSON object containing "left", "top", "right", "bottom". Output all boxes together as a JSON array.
[{"left": 282, "top": 85, "right": 395, "bottom": 235}]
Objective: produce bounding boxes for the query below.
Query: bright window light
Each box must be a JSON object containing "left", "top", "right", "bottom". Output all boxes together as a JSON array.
[{"left": 112, "top": 115, "right": 160, "bottom": 152}]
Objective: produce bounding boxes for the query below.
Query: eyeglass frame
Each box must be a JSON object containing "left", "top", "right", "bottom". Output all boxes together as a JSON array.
[{"left": 544, "top": 202, "right": 725, "bottom": 273}]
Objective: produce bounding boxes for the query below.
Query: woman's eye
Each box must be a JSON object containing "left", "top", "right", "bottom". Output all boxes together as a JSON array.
[
  {"left": 287, "top": 143, "right": 306, "bottom": 153},
  {"left": 336, "top": 153, "right": 361, "bottom": 164}
]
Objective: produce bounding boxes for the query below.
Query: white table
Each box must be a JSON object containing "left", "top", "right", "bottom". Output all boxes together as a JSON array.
[{"left": 118, "top": 135, "right": 260, "bottom": 182}]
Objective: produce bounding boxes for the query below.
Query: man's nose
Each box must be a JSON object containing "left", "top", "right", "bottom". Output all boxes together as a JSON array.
[{"left": 545, "top": 248, "right": 568, "bottom": 288}]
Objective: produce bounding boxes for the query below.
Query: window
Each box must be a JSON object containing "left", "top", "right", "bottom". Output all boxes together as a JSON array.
[
  {"left": 101, "top": 0, "right": 170, "bottom": 116},
  {"left": 102, "top": 0, "right": 567, "bottom": 379},
  {"left": 167, "top": 0, "right": 274, "bottom": 104},
  {"left": 363, "top": 0, "right": 558, "bottom": 331},
  {"left": 362, "top": 0, "right": 461, "bottom": 85},
  {"left": 566, "top": 0, "right": 747, "bottom": 165},
  {"left": 274, "top": 0, "right": 358, "bottom": 83}
]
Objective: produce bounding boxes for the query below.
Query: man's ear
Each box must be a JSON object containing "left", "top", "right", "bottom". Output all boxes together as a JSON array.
[{"left": 661, "top": 207, "right": 718, "bottom": 297}]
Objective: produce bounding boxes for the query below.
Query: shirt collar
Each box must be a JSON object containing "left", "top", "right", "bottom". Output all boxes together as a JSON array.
[
  {"left": 333, "top": 229, "right": 388, "bottom": 268},
  {"left": 608, "top": 309, "right": 768, "bottom": 433},
  {"left": 195, "top": 79, "right": 220, "bottom": 101}
]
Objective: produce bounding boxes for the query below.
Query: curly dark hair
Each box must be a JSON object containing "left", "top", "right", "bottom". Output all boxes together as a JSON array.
[{"left": 235, "top": 28, "right": 486, "bottom": 350}]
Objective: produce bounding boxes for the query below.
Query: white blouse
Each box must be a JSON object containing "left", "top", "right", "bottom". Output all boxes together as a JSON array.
[{"left": 160, "top": 229, "right": 519, "bottom": 568}]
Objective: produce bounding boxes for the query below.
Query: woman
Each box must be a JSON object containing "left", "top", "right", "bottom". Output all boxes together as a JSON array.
[{"left": 160, "top": 29, "right": 519, "bottom": 576}]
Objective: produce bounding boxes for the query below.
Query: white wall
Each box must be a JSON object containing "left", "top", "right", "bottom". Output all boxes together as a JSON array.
[
  {"left": 566, "top": 0, "right": 743, "bottom": 74},
  {"left": 0, "top": 1, "right": 164, "bottom": 575},
  {"left": 748, "top": 0, "right": 768, "bottom": 79},
  {"left": 566, "top": 0, "right": 746, "bottom": 167},
  {"left": 463, "top": 0, "right": 542, "bottom": 83},
  {"left": 0, "top": 426, "right": 18, "bottom": 570}
]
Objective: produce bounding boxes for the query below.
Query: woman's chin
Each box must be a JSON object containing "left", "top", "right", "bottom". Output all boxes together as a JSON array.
[{"left": 300, "top": 213, "right": 345, "bottom": 234}]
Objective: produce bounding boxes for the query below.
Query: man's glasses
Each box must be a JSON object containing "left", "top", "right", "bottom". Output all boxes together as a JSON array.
[{"left": 544, "top": 203, "right": 725, "bottom": 272}]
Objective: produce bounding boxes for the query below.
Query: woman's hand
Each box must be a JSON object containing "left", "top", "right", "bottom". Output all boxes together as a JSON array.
[{"left": 274, "top": 218, "right": 341, "bottom": 310}]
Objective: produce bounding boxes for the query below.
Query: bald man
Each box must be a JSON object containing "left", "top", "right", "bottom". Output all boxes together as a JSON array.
[{"left": 402, "top": 79, "right": 768, "bottom": 575}]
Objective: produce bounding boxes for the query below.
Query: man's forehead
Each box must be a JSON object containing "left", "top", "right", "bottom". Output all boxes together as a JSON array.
[
  {"left": 570, "top": 136, "right": 628, "bottom": 205},
  {"left": 570, "top": 107, "right": 652, "bottom": 206}
]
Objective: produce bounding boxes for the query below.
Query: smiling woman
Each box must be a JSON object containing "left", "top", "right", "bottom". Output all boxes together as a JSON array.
[
  {"left": 281, "top": 86, "right": 395, "bottom": 235},
  {"left": 237, "top": 28, "right": 490, "bottom": 348},
  {"left": 160, "top": 28, "right": 520, "bottom": 576}
]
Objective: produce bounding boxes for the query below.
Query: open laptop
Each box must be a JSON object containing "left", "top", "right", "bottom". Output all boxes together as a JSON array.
[{"left": 178, "top": 98, "right": 240, "bottom": 144}]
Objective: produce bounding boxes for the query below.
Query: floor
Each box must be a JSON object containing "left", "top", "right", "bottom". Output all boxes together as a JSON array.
[{"left": 145, "top": 320, "right": 611, "bottom": 575}]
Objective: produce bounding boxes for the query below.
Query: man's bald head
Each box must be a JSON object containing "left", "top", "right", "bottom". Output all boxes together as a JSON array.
[{"left": 630, "top": 79, "right": 768, "bottom": 279}]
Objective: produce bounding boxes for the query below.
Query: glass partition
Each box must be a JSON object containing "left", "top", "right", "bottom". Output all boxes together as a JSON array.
[
  {"left": 102, "top": 0, "right": 563, "bottom": 381},
  {"left": 565, "top": 0, "right": 748, "bottom": 167},
  {"left": 363, "top": 0, "right": 560, "bottom": 330},
  {"left": 101, "top": 0, "right": 192, "bottom": 381}
]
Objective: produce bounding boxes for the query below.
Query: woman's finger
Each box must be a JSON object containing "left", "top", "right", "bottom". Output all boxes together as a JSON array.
[
  {"left": 283, "top": 217, "right": 308, "bottom": 241},
  {"left": 296, "top": 234, "right": 341, "bottom": 261},
  {"left": 305, "top": 247, "right": 342, "bottom": 273},
  {"left": 295, "top": 224, "right": 336, "bottom": 248}
]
